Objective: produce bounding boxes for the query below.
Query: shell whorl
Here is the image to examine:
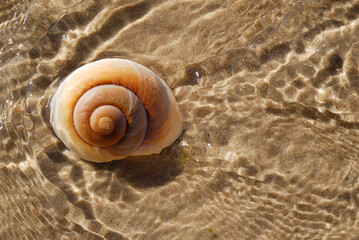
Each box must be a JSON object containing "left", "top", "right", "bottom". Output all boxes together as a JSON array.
[{"left": 50, "top": 59, "right": 183, "bottom": 162}]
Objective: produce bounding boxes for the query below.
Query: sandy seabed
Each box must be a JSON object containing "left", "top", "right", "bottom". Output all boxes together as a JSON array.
[{"left": 1, "top": 0, "right": 359, "bottom": 239}]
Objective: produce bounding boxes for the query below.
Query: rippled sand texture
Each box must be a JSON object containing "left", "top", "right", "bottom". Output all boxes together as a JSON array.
[{"left": 1, "top": 0, "right": 359, "bottom": 239}]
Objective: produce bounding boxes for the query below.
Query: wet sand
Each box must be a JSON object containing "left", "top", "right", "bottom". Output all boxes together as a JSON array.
[{"left": 1, "top": 0, "right": 359, "bottom": 239}]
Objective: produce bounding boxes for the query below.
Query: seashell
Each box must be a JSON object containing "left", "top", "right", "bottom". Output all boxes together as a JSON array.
[{"left": 50, "top": 59, "right": 183, "bottom": 162}]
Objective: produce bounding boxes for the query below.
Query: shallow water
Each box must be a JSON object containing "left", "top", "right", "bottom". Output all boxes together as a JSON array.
[{"left": 1, "top": 0, "right": 359, "bottom": 239}]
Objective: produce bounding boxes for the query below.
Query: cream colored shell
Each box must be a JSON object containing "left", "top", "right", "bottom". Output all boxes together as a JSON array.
[{"left": 50, "top": 59, "right": 183, "bottom": 162}]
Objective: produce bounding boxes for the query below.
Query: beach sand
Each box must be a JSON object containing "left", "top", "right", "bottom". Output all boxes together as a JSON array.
[{"left": 0, "top": 0, "right": 359, "bottom": 239}]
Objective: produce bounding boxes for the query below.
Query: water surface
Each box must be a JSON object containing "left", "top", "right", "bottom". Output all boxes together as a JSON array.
[{"left": 1, "top": 0, "right": 359, "bottom": 239}]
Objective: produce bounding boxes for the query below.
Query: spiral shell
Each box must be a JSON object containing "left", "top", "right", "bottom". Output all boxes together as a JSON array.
[{"left": 50, "top": 59, "right": 183, "bottom": 162}]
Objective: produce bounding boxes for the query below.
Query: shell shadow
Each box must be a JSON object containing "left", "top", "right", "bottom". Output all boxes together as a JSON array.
[{"left": 88, "top": 146, "right": 184, "bottom": 189}]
